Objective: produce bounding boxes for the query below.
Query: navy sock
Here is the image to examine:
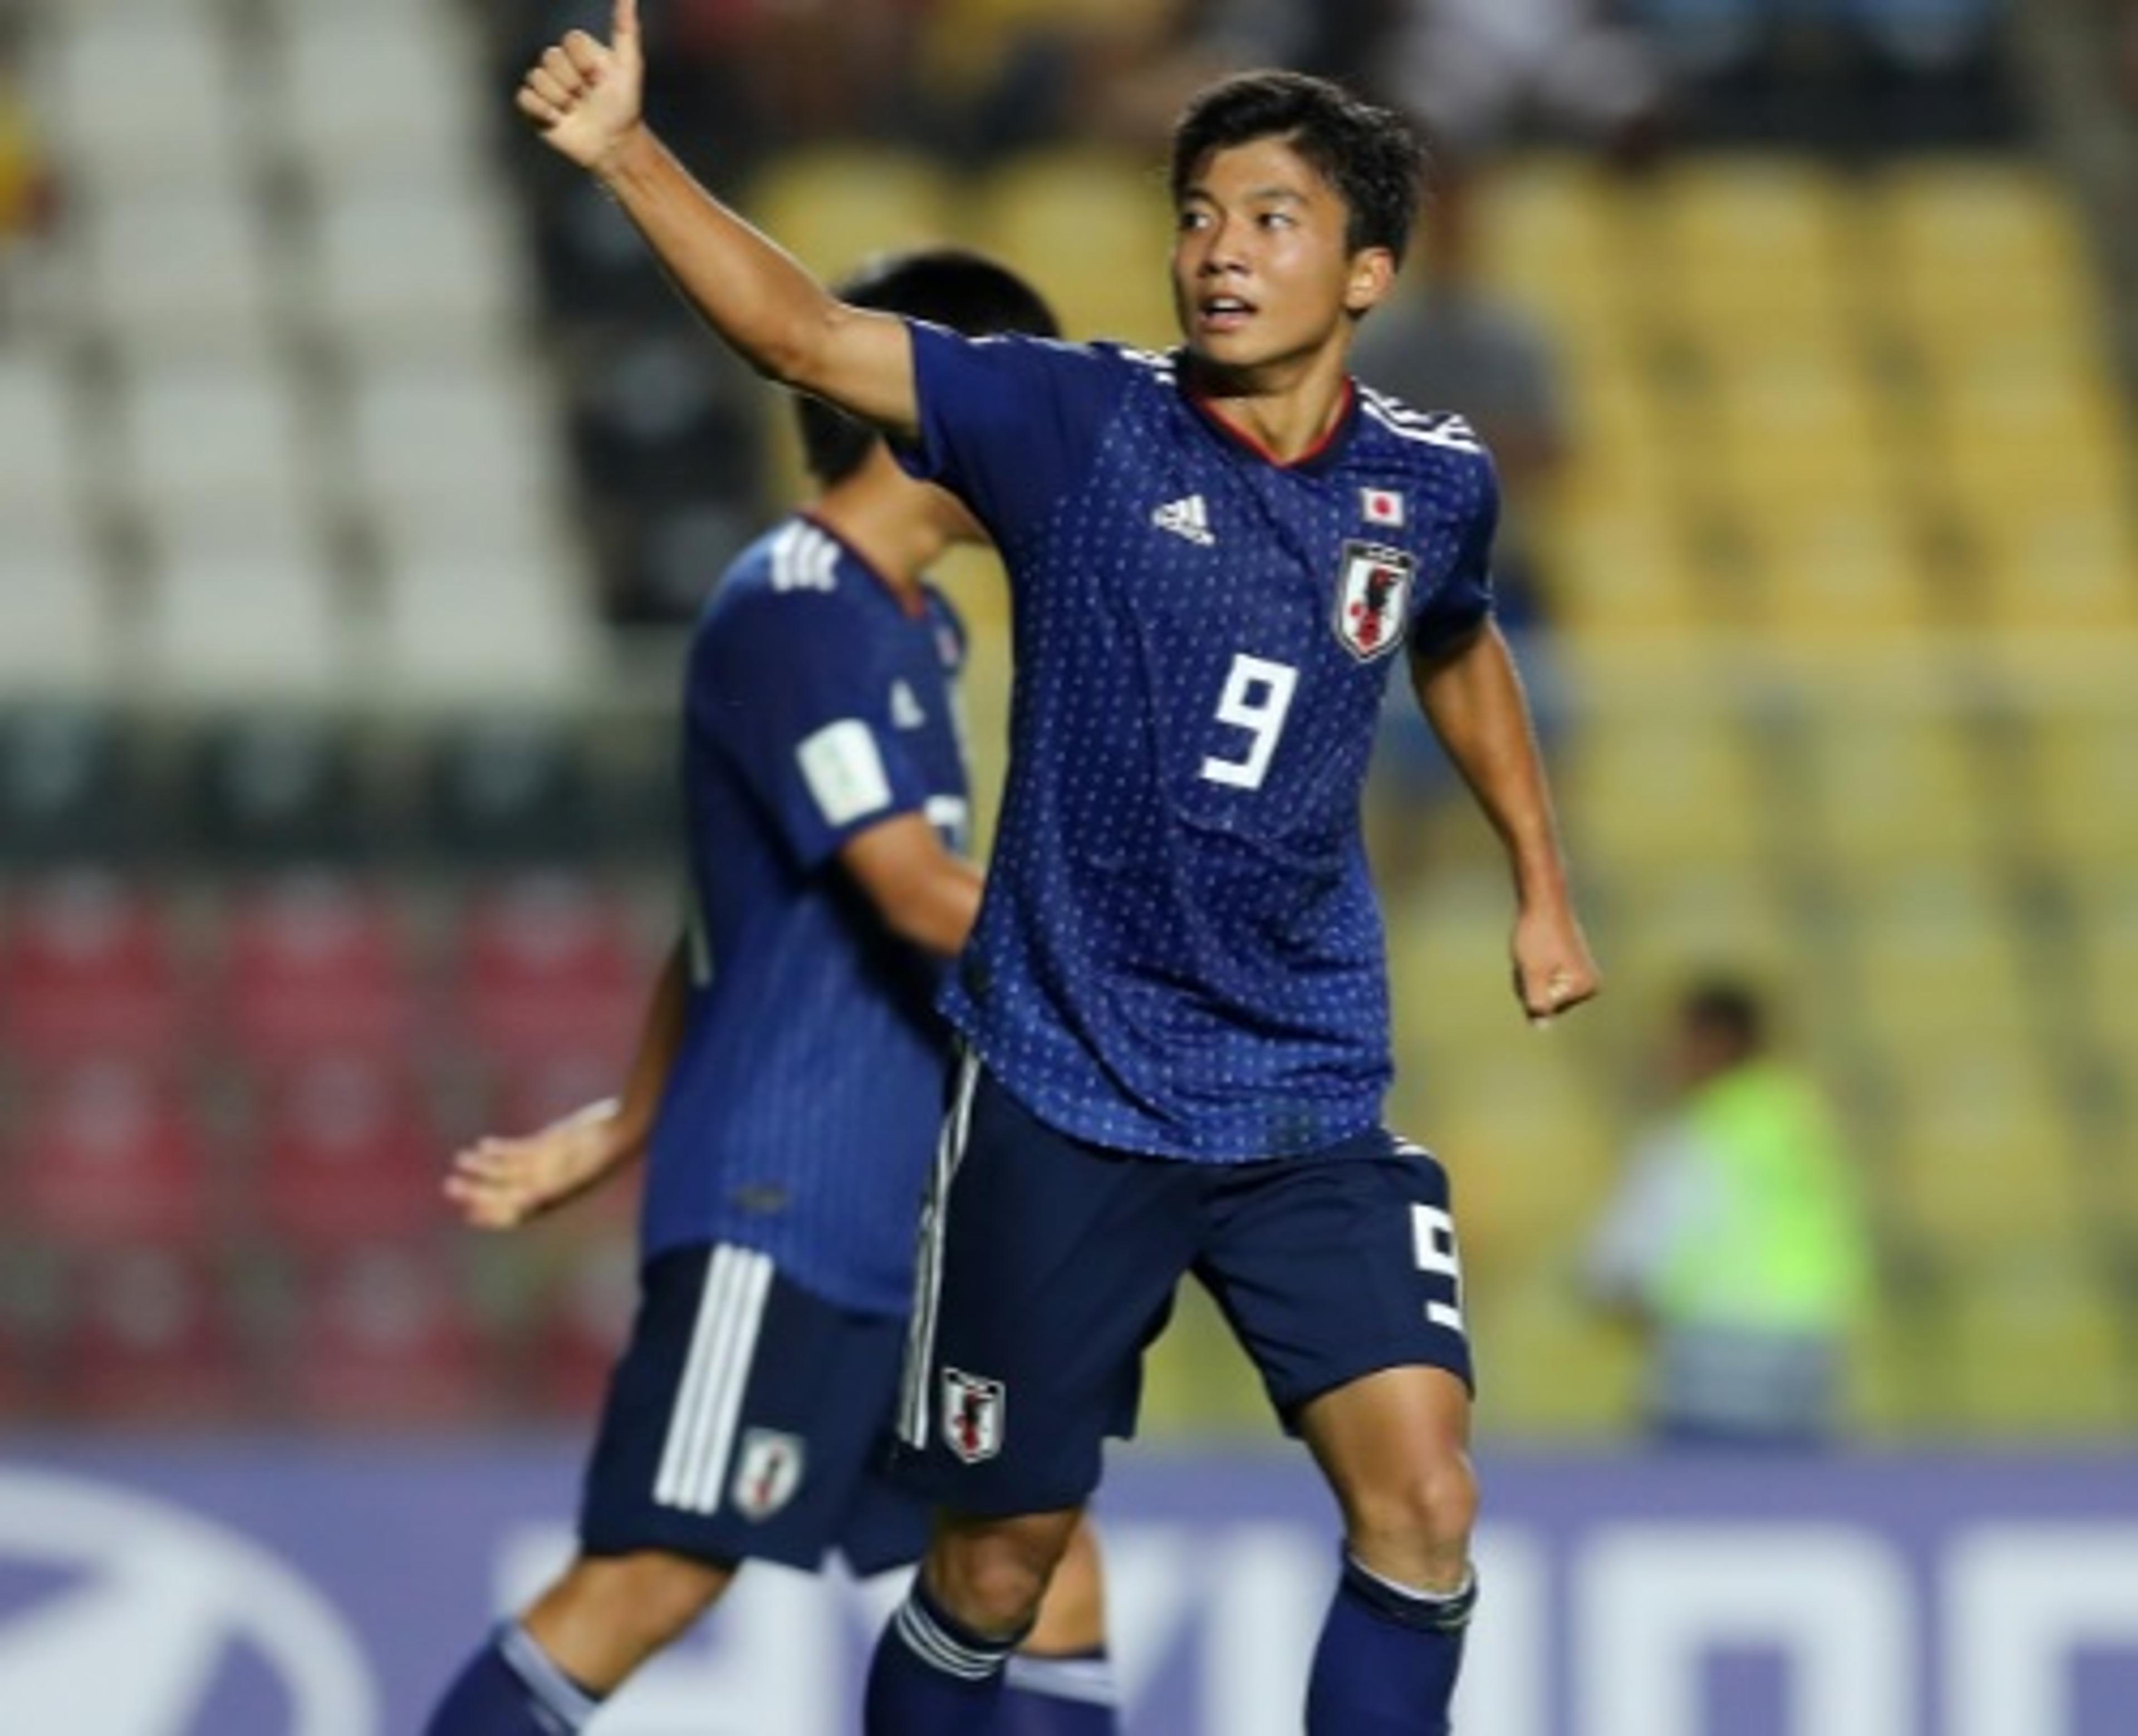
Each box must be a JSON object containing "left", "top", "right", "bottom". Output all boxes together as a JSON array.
[
  {"left": 423, "top": 1622, "right": 604, "bottom": 1736},
  {"left": 865, "top": 1576, "right": 1024, "bottom": 1734},
  {"left": 999, "top": 1646, "right": 1121, "bottom": 1733},
  {"left": 1305, "top": 1553, "right": 1477, "bottom": 1736}
]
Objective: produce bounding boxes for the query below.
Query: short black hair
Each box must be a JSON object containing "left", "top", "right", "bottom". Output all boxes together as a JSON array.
[
  {"left": 798, "top": 248, "right": 1059, "bottom": 488},
  {"left": 1682, "top": 980, "right": 1767, "bottom": 1057},
  {"left": 1169, "top": 70, "right": 1428, "bottom": 261}
]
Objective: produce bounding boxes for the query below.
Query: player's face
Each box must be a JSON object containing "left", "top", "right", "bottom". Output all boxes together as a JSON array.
[{"left": 1171, "top": 136, "right": 1394, "bottom": 376}]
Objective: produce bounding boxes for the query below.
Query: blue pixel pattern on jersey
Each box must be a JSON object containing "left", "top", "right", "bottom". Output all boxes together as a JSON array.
[
  {"left": 640, "top": 516, "right": 972, "bottom": 1314},
  {"left": 898, "top": 323, "right": 1499, "bottom": 1162}
]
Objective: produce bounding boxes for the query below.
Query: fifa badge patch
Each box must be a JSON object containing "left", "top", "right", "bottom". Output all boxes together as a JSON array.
[
  {"left": 1360, "top": 487, "right": 1406, "bottom": 528},
  {"left": 1334, "top": 540, "right": 1416, "bottom": 663},
  {"left": 732, "top": 1429, "right": 806, "bottom": 1521},
  {"left": 941, "top": 1368, "right": 1006, "bottom": 1464}
]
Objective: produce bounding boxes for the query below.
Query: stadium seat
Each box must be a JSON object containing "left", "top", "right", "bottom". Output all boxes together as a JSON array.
[
  {"left": 139, "top": 526, "right": 346, "bottom": 704},
  {"left": 10, "top": 1061, "right": 213, "bottom": 1247},
  {"left": 1475, "top": 155, "right": 1626, "bottom": 334},
  {"left": 972, "top": 150, "right": 1176, "bottom": 346},
  {"left": 0, "top": 706, "right": 136, "bottom": 864},
  {"left": 1943, "top": 1262, "right": 2132, "bottom": 1437},
  {"left": 1969, "top": 504, "right": 2138, "bottom": 632},
  {"left": 0, "top": 355, "right": 91, "bottom": 538},
  {"left": 302, "top": 179, "right": 526, "bottom": 360},
  {"left": 115, "top": 356, "right": 315, "bottom": 543},
  {"left": 342, "top": 357, "right": 562, "bottom": 543},
  {"left": 1541, "top": 499, "right": 1714, "bottom": 640},
  {"left": 2027, "top": 713, "right": 2138, "bottom": 870},
  {"left": 0, "top": 871, "right": 187, "bottom": 1065},
  {"left": 744, "top": 147, "right": 958, "bottom": 282},
  {"left": 1742, "top": 504, "right": 1935, "bottom": 641},
  {"left": 1842, "top": 870, "right": 2039, "bottom": 1050},
  {"left": 1793, "top": 714, "right": 1990, "bottom": 874},
  {"left": 270, "top": 7, "right": 480, "bottom": 192},
  {"left": 1557, "top": 715, "right": 1771, "bottom": 870},
  {"left": 79, "top": 184, "right": 279, "bottom": 361},
  {"left": 185, "top": 714, "right": 365, "bottom": 862},
  {"left": 454, "top": 871, "right": 646, "bottom": 1069},
  {"left": 1877, "top": 160, "right": 2095, "bottom": 336},
  {"left": 374, "top": 542, "right": 598, "bottom": 704},
  {"left": 0, "top": 522, "right": 114, "bottom": 697},
  {"left": 424, "top": 718, "right": 594, "bottom": 862},
  {"left": 252, "top": 1054, "right": 442, "bottom": 1245},
  {"left": 1883, "top": 1043, "right": 2082, "bottom": 1261},
  {"left": 43, "top": 6, "right": 244, "bottom": 193},
  {"left": 218, "top": 873, "right": 418, "bottom": 1065},
  {"left": 280, "top": 1243, "right": 493, "bottom": 1426},
  {"left": 1706, "top": 349, "right": 1896, "bottom": 514},
  {"left": 1656, "top": 156, "right": 1855, "bottom": 347},
  {"left": 46, "top": 1247, "right": 249, "bottom": 1425}
]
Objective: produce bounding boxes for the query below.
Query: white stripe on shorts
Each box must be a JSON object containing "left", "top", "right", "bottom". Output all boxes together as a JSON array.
[
  {"left": 653, "top": 1243, "right": 774, "bottom": 1514},
  {"left": 896, "top": 1050, "right": 980, "bottom": 1451}
]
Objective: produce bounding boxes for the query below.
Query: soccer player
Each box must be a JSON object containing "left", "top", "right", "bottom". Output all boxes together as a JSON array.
[
  {"left": 513, "top": 8, "right": 1601, "bottom": 1732},
  {"left": 422, "top": 249, "right": 1117, "bottom": 1736}
]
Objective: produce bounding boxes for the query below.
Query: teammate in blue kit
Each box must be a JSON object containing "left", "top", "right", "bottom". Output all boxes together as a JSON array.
[
  {"left": 514, "top": 6, "right": 1600, "bottom": 1731},
  {"left": 423, "top": 249, "right": 1117, "bottom": 1736}
]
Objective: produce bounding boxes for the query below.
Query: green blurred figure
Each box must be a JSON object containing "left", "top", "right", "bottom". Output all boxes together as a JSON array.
[{"left": 1585, "top": 982, "right": 1872, "bottom": 1448}]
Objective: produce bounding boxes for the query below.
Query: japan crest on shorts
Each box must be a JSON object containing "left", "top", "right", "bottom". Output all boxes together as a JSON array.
[
  {"left": 941, "top": 1368, "right": 1005, "bottom": 1464},
  {"left": 731, "top": 1429, "right": 806, "bottom": 1521},
  {"left": 1335, "top": 540, "right": 1416, "bottom": 663}
]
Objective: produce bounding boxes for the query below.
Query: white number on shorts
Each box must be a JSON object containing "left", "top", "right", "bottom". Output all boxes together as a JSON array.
[
  {"left": 1199, "top": 654, "right": 1299, "bottom": 791},
  {"left": 1411, "top": 1204, "right": 1467, "bottom": 1336}
]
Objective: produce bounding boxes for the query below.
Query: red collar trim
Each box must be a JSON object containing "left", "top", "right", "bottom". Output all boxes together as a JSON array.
[{"left": 1185, "top": 377, "right": 1357, "bottom": 472}]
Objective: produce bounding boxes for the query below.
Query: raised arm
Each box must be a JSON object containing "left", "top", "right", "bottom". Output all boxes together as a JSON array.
[
  {"left": 1409, "top": 622, "right": 1601, "bottom": 1024},
  {"left": 515, "top": 0, "right": 919, "bottom": 440}
]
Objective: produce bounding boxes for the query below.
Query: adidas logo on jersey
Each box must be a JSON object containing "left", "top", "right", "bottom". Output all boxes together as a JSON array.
[
  {"left": 1152, "top": 494, "right": 1216, "bottom": 547},
  {"left": 890, "top": 680, "right": 927, "bottom": 729}
]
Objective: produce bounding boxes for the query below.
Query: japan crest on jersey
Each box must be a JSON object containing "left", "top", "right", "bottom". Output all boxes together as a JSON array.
[
  {"left": 941, "top": 1368, "right": 1005, "bottom": 1464},
  {"left": 731, "top": 1429, "right": 806, "bottom": 1521},
  {"left": 1335, "top": 540, "right": 1416, "bottom": 663}
]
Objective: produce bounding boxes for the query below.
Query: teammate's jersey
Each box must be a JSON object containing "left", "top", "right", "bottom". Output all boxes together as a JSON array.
[
  {"left": 898, "top": 325, "right": 1499, "bottom": 1163},
  {"left": 640, "top": 516, "right": 971, "bottom": 1315}
]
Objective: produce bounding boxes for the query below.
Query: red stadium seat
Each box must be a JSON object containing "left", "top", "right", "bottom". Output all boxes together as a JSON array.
[
  {"left": 282, "top": 1243, "right": 494, "bottom": 1426},
  {"left": 253, "top": 1053, "right": 444, "bottom": 1245},
  {"left": 455, "top": 870, "right": 644, "bottom": 1067},
  {"left": 12, "top": 1059, "right": 213, "bottom": 1246},
  {"left": 1, "top": 870, "right": 187, "bottom": 1064},
  {"left": 524, "top": 1232, "right": 637, "bottom": 1418},
  {"left": 218, "top": 871, "right": 419, "bottom": 1065},
  {"left": 47, "top": 1248, "right": 248, "bottom": 1424}
]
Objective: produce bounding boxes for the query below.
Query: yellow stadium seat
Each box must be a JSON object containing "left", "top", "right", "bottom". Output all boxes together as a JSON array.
[
  {"left": 1742, "top": 503, "right": 1934, "bottom": 641},
  {"left": 1558, "top": 715, "right": 1771, "bottom": 870},
  {"left": 1796, "top": 714, "right": 1990, "bottom": 872},
  {"left": 1877, "top": 159, "right": 2098, "bottom": 334},
  {"left": 1970, "top": 504, "right": 2138, "bottom": 631},
  {"left": 1843, "top": 871, "right": 2038, "bottom": 1049},
  {"left": 971, "top": 149, "right": 1175, "bottom": 346},
  {"left": 1657, "top": 156, "right": 1857, "bottom": 344},
  {"left": 1943, "top": 1262, "right": 2134, "bottom": 1436},
  {"left": 2030, "top": 713, "right": 2138, "bottom": 867},
  {"left": 1882, "top": 1043, "right": 2081, "bottom": 1259},
  {"left": 743, "top": 147, "right": 959, "bottom": 280},
  {"left": 1542, "top": 500, "right": 1715, "bottom": 639}
]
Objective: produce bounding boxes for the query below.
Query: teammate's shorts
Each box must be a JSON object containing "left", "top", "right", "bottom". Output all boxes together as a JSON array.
[
  {"left": 893, "top": 1060, "right": 1474, "bottom": 1516},
  {"left": 580, "top": 1241, "right": 930, "bottom": 1576}
]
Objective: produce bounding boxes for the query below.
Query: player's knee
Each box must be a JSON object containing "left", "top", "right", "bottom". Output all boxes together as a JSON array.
[
  {"left": 1347, "top": 1450, "right": 1477, "bottom": 1567},
  {"left": 570, "top": 1550, "right": 729, "bottom": 1647},
  {"left": 927, "top": 1520, "right": 1068, "bottom": 1639}
]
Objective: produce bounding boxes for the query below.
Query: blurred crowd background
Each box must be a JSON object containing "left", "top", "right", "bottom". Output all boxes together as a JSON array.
[{"left": 0, "top": 0, "right": 2135, "bottom": 1446}]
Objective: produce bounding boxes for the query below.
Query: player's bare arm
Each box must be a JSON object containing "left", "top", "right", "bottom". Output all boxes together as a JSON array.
[
  {"left": 515, "top": 0, "right": 919, "bottom": 439},
  {"left": 840, "top": 813, "right": 984, "bottom": 959},
  {"left": 444, "top": 939, "right": 691, "bottom": 1228},
  {"left": 1410, "top": 622, "right": 1600, "bottom": 1023}
]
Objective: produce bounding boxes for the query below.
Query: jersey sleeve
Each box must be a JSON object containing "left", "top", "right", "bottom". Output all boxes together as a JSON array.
[
  {"left": 690, "top": 589, "right": 933, "bottom": 871},
  {"left": 1411, "top": 446, "right": 1500, "bottom": 656},
  {"left": 894, "top": 324, "right": 1125, "bottom": 547}
]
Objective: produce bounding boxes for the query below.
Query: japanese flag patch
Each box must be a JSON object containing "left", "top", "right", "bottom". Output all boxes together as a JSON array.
[{"left": 1361, "top": 487, "right": 1406, "bottom": 528}]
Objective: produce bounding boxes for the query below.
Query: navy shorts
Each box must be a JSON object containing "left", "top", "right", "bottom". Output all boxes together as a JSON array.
[
  {"left": 893, "top": 1061, "right": 1474, "bottom": 1516},
  {"left": 580, "top": 1242, "right": 930, "bottom": 1577}
]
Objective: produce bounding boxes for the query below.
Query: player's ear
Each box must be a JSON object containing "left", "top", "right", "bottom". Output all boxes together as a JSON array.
[{"left": 1343, "top": 247, "right": 1397, "bottom": 317}]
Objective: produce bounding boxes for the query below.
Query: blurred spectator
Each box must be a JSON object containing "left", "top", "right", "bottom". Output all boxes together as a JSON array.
[
  {"left": 1585, "top": 983, "right": 1872, "bottom": 1449},
  {"left": 1391, "top": 0, "right": 1668, "bottom": 163},
  {"left": 667, "top": 0, "right": 933, "bottom": 147}
]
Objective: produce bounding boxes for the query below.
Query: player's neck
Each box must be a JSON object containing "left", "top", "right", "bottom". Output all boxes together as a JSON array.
[
  {"left": 1186, "top": 346, "right": 1356, "bottom": 465},
  {"left": 806, "top": 484, "right": 946, "bottom": 613}
]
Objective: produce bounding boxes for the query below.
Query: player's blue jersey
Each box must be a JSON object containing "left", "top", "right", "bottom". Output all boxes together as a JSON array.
[
  {"left": 640, "top": 516, "right": 971, "bottom": 1315},
  {"left": 897, "top": 325, "right": 1499, "bottom": 1163}
]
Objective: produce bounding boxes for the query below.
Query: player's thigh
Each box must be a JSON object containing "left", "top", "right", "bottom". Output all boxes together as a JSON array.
[
  {"left": 895, "top": 1062, "right": 1199, "bottom": 1517},
  {"left": 581, "top": 1242, "right": 915, "bottom": 1575},
  {"left": 1195, "top": 1135, "right": 1474, "bottom": 1428}
]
